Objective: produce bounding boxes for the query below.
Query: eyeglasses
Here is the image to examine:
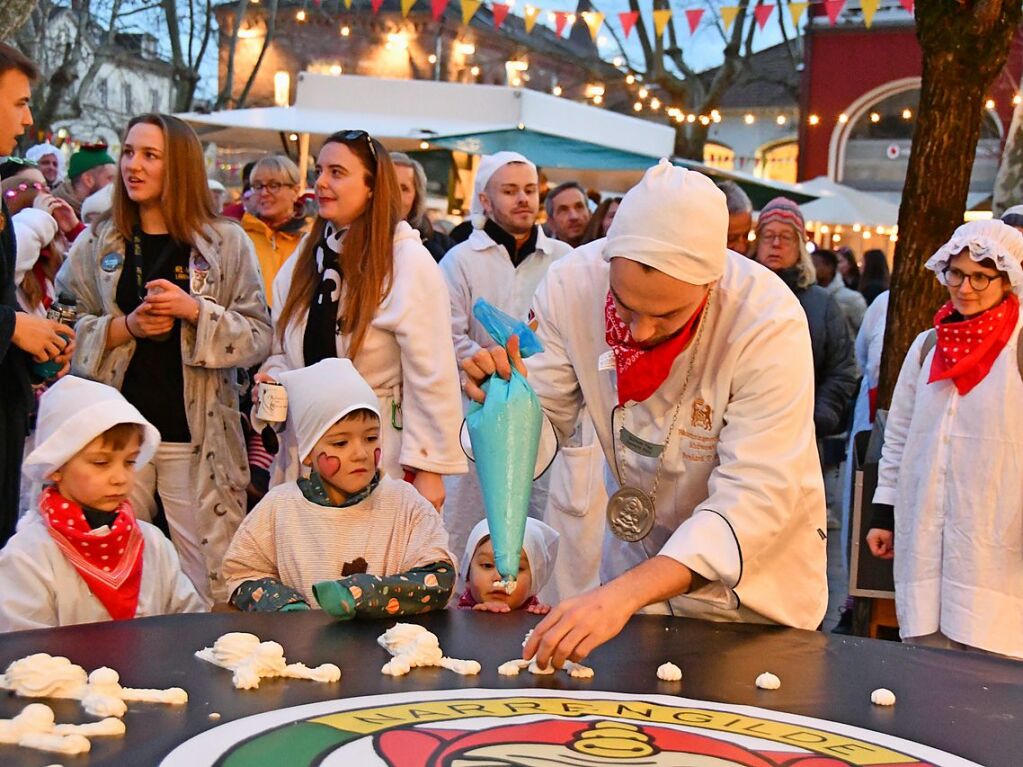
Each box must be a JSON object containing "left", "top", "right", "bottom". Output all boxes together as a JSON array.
[
  {"left": 3, "top": 181, "right": 46, "bottom": 198},
  {"left": 943, "top": 266, "right": 1002, "bottom": 291},
  {"left": 250, "top": 181, "right": 294, "bottom": 194},
  {"left": 759, "top": 232, "right": 798, "bottom": 244},
  {"left": 336, "top": 129, "right": 377, "bottom": 162}
]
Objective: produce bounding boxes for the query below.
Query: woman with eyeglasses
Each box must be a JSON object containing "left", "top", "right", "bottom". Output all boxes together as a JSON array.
[
  {"left": 867, "top": 220, "right": 1023, "bottom": 659},
  {"left": 257, "top": 130, "right": 466, "bottom": 510},
  {"left": 56, "top": 113, "right": 273, "bottom": 605},
  {"left": 754, "top": 197, "right": 858, "bottom": 438},
  {"left": 241, "top": 155, "right": 311, "bottom": 308}
]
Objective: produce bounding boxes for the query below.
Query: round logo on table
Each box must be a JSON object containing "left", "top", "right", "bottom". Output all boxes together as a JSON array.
[{"left": 161, "top": 688, "right": 979, "bottom": 767}]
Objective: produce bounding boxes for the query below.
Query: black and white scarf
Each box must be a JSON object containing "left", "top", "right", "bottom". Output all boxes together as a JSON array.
[{"left": 303, "top": 224, "right": 346, "bottom": 365}]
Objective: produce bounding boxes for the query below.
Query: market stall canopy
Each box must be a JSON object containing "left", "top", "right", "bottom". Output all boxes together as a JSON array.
[
  {"left": 177, "top": 73, "right": 675, "bottom": 164},
  {"left": 796, "top": 176, "right": 901, "bottom": 227},
  {"left": 672, "top": 160, "right": 818, "bottom": 208}
]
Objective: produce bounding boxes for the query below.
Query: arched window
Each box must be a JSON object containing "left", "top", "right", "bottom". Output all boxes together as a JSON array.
[
  {"left": 703, "top": 142, "right": 735, "bottom": 171},
  {"left": 755, "top": 139, "right": 798, "bottom": 184}
]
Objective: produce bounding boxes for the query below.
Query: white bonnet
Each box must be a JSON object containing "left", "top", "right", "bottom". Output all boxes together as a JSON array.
[
  {"left": 470, "top": 151, "right": 536, "bottom": 229},
  {"left": 462, "top": 517, "right": 559, "bottom": 599},
  {"left": 24, "top": 142, "right": 65, "bottom": 180},
  {"left": 925, "top": 220, "right": 1023, "bottom": 296}
]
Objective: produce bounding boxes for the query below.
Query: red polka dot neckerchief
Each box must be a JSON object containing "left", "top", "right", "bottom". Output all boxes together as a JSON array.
[{"left": 929, "top": 294, "right": 1020, "bottom": 395}]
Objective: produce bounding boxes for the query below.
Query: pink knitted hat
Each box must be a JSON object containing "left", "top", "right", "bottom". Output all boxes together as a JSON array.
[{"left": 757, "top": 197, "right": 806, "bottom": 240}]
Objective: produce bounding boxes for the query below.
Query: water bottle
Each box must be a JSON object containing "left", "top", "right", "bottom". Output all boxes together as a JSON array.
[{"left": 32, "top": 292, "right": 77, "bottom": 381}]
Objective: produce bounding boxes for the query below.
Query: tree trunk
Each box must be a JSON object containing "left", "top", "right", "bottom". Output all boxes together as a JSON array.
[
  {"left": 0, "top": 0, "right": 36, "bottom": 38},
  {"left": 877, "top": 0, "right": 1021, "bottom": 408}
]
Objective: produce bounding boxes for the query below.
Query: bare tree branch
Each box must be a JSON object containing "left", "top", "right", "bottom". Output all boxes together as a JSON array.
[
  {"left": 217, "top": 0, "right": 251, "bottom": 109},
  {"left": 236, "top": 0, "right": 279, "bottom": 108}
]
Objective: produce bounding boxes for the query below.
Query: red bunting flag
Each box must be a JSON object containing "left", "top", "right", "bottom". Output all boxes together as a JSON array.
[
  {"left": 492, "top": 2, "right": 510, "bottom": 28},
  {"left": 618, "top": 10, "right": 639, "bottom": 38},
  {"left": 753, "top": 4, "right": 774, "bottom": 29},
  {"left": 898, "top": 0, "right": 914, "bottom": 13},
  {"left": 371, "top": 0, "right": 384, "bottom": 13},
  {"left": 553, "top": 10, "right": 571, "bottom": 36},
  {"left": 431, "top": 0, "right": 448, "bottom": 20},
  {"left": 824, "top": 0, "right": 845, "bottom": 25},
  {"left": 684, "top": 8, "right": 704, "bottom": 34}
]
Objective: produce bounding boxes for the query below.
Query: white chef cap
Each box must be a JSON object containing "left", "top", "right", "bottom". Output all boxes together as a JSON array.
[
  {"left": 925, "top": 219, "right": 1023, "bottom": 296},
  {"left": 277, "top": 358, "right": 381, "bottom": 463},
  {"left": 462, "top": 517, "right": 560, "bottom": 599},
  {"left": 603, "top": 158, "right": 728, "bottom": 285},
  {"left": 23, "top": 376, "right": 161, "bottom": 480},
  {"left": 470, "top": 151, "right": 536, "bottom": 229}
]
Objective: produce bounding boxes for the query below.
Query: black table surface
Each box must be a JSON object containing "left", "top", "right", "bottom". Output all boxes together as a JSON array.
[{"left": 0, "top": 610, "right": 1021, "bottom": 766}]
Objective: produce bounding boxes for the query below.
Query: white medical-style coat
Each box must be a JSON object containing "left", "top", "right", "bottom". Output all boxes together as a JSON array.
[
  {"left": 874, "top": 319, "right": 1023, "bottom": 658},
  {"left": 527, "top": 241, "right": 828, "bottom": 629}
]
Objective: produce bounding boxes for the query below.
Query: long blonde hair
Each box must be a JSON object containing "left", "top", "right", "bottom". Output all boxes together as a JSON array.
[
  {"left": 276, "top": 131, "right": 400, "bottom": 360},
  {"left": 107, "top": 113, "right": 218, "bottom": 245}
]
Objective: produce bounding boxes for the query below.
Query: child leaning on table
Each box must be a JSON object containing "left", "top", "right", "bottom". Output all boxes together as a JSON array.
[
  {"left": 457, "top": 518, "right": 558, "bottom": 614},
  {"left": 0, "top": 376, "right": 205, "bottom": 633},
  {"left": 221, "top": 357, "right": 456, "bottom": 618}
]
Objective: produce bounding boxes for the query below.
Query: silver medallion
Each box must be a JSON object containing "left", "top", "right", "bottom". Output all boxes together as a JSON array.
[{"left": 606, "top": 486, "right": 656, "bottom": 542}]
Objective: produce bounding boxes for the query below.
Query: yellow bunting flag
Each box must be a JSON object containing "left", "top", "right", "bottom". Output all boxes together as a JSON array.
[
  {"left": 401, "top": 0, "right": 416, "bottom": 16},
  {"left": 720, "top": 5, "right": 739, "bottom": 32},
  {"left": 524, "top": 4, "right": 540, "bottom": 32},
  {"left": 581, "top": 10, "right": 604, "bottom": 42},
  {"left": 461, "top": 0, "right": 480, "bottom": 23},
  {"left": 860, "top": 0, "right": 879, "bottom": 27},
  {"left": 788, "top": 1, "right": 807, "bottom": 26},
  {"left": 653, "top": 8, "right": 672, "bottom": 37},
  {"left": 343, "top": 0, "right": 353, "bottom": 8}
]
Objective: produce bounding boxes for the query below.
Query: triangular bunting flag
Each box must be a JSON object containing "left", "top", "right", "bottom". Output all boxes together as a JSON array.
[
  {"left": 898, "top": 0, "right": 914, "bottom": 14},
  {"left": 371, "top": 0, "right": 384, "bottom": 13},
  {"left": 824, "top": 0, "right": 845, "bottom": 25},
  {"left": 553, "top": 11, "right": 571, "bottom": 36},
  {"left": 524, "top": 4, "right": 541, "bottom": 32},
  {"left": 461, "top": 0, "right": 481, "bottom": 23},
  {"left": 685, "top": 8, "right": 704, "bottom": 34},
  {"left": 618, "top": 10, "right": 639, "bottom": 38},
  {"left": 343, "top": 0, "right": 353, "bottom": 8},
  {"left": 720, "top": 5, "right": 740, "bottom": 32},
  {"left": 860, "top": 0, "right": 879, "bottom": 27},
  {"left": 431, "top": 0, "right": 448, "bottom": 20},
  {"left": 492, "top": 2, "right": 510, "bottom": 27},
  {"left": 753, "top": 4, "right": 773, "bottom": 29},
  {"left": 401, "top": 0, "right": 416, "bottom": 17},
  {"left": 581, "top": 10, "right": 604, "bottom": 41},
  {"left": 788, "top": 1, "right": 807, "bottom": 26},
  {"left": 653, "top": 8, "right": 672, "bottom": 37}
]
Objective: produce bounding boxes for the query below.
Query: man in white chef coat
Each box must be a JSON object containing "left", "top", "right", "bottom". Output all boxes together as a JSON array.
[{"left": 463, "top": 160, "right": 828, "bottom": 668}]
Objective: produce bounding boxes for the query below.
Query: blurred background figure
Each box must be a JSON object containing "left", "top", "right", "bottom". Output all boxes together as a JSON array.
[
  {"left": 858, "top": 248, "right": 891, "bottom": 306},
  {"left": 718, "top": 180, "right": 753, "bottom": 256},
  {"left": 25, "top": 142, "right": 63, "bottom": 189},
  {"left": 580, "top": 196, "right": 621, "bottom": 244},
  {"left": 222, "top": 160, "right": 256, "bottom": 221},
  {"left": 813, "top": 247, "right": 867, "bottom": 334},
  {"left": 207, "top": 179, "right": 227, "bottom": 215},
  {"left": 544, "top": 181, "right": 591, "bottom": 247},
  {"left": 51, "top": 143, "right": 116, "bottom": 218},
  {"left": 390, "top": 151, "right": 453, "bottom": 261},
  {"left": 837, "top": 247, "right": 861, "bottom": 291}
]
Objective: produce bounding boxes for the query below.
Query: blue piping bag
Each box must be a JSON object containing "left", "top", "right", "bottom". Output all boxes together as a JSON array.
[{"left": 466, "top": 299, "right": 544, "bottom": 586}]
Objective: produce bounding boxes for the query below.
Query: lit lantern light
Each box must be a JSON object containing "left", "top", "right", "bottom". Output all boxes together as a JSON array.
[
  {"left": 385, "top": 32, "right": 409, "bottom": 50},
  {"left": 686, "top": 113, "right": 696, "bottom": 123},
  {"left": 419, "top": 141, "right": 430, "bottom": 150},
  {"left": 890, "top": 233, "right": 898, "bottom": 242},
  {"left": 638, "top": 87, "right": 649, "bottom": 99},
  {"left": 838, "top": 113, "right": 849, "bottom": 124},
  {"left": 902, "top": 108, "right": 912, "bottom": 119},
  {"left": 985, "top": 98, "right": 996, "bottom": 110},
  {"left": 674, "top": 113, "right": 684, "bottom": 123},
  {"left": 870, "top": 112, "right": 881, "bottom": 123},
  {"left": 852, "top": 223, "right": 862, "bottom": 232},
  {"left": 832, "top": 233, "right": 841, "bottom": 243},
  {"left": 699, "top": 115, "right": 710, "bottom": 125},
  {"left": 776, "top": 115, "right": 786, "bottom": 126},
  {"left": 626, "top": 74, "right": 635, "bottom": 84},
  {"left": 633, "top": 101, "right": 643, "bottom": 112},
  {"left": 471, "top": 65, "right": 481, "bottom": 76},
  {"left": 584, "top": 83, "right": 604, "bottom": 98},
  {"left": 808, "top": 114, "right": 820, "bottom": 125},
  {"left": 1014, "top": 94, "right": 1022, "bottom": 106},
  {"left": 273, "top": 71, "right": 291, "bottom": 107},
  {"left": 428, "top": 53, "right": 437, "bottom": 64},
  {"left": 296, "top": 9, "right": 306, "bottom": 21},
  {"left": 329, "top": 64, "right": 343, "bottom": 76},
  {"left": 455, "top": 41, "right": 475, "bottom": 56},
  {"left": 288, "top": 133, "right": 299, "bottom": 141},
  {"left": 593, "top": 94, "right": 603, "bottom": 105},
  {"left": 552, "top": 84, "right": 563, "bottom": 96},
  {"left": 650, "top": 97, "right": 661, "bottom": 110},
  {"left": 340, "top": 25, "right": 350, "bottom": 36},
  {"left": 863, "top": 230, "right": 872, "bottom": 240},
  {"left": 744, "top": 113, "right": 755, "bottom": 124},
  {"left": 567, "top": 13, "right": 576, "bottom": 23},
  {"left": 820, "top": 224, "right": 830, "bottom": 234},
  {"left": 613, "top": 56, "right": 624, "bottom": 67}
]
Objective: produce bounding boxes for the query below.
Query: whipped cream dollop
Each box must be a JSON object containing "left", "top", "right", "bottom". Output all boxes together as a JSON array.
[
  {"left": 0, "top": 702, "right": 123, "bottom": 757},
  {"left": 377, "top": 624, "right": 480, "bottom": 677},
  {"left": 871, "top": 688, "right": 896, "bottom": 706},
  {"left": 657, "top": 662, "right": 683, "bottom": 682},
  {"left": 755, "top": 672, "right": 781, "bottom": 690},
  {"left": 196, "top": 633, "right": 340, "bottom": 690},
  {"left": 497, "top": 657, "right": 593, "bottom": 678}
]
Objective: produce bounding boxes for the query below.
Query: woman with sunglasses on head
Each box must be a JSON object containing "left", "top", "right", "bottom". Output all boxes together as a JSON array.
[
  {"left": 56, "top": 113, "right": 272, "bottom": 606},
  {"left": 867, "top": 220, "right": 1023, "bottom": 659},
  {"left": 257, "top": 130, "right": 466, "bottom": 510}
]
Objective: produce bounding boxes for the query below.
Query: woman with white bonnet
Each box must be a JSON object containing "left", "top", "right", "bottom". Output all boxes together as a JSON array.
[{"left": 868, "top": 219, "right": 1023, "bottom": 659}]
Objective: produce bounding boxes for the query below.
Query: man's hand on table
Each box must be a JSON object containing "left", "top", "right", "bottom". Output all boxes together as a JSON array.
[{"left": 523, "top": 556, "right": 694, "bottom": 669}]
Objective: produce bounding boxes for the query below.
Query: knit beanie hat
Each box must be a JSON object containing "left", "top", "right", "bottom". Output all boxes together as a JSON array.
[
  {"left": 470, "top": 151, "right": 536, "bottom": 229},
  {"left": 756, "top": 197, "right": 806, "bottom": 240},
  {"left": 925, "top": 219, "right": 1023, "bottom": 296},
  {"left": 603, "top": 159, "right": 728, "bottom": 285},
  {"left": 23, "top": 376, "right": 161, "bottom": 480},
  {"left": 68, "top": 144, "right": 115, "bottom": 180},
  {"left": 277, "top": 358, "right": 381, "bottom": 463},
  {"left": 462, "top": 517, "right": 560, "bottom": 598}
]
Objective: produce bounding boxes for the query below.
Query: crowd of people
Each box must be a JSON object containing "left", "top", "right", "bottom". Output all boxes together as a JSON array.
[{"left": 0, "top": 41, "right": 1020, "bottom": 664}]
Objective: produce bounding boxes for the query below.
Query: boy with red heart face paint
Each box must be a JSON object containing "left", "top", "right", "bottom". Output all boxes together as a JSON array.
[{"left": 222, "top": 358, "right": 456, "bottom": 617}]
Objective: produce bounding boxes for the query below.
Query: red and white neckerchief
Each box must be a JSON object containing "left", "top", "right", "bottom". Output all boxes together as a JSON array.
[
  {"left": 39, "top": 485, "right": 145, "bottom": 621},
  {"left": 604, "top": 291, "right": 708, "bottom": 406},
  {"left": 928, "top": 294, "right": 1020, "bottom": 395}
]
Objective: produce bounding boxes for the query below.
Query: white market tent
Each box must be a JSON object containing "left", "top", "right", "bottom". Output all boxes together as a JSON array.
[
  {"left": 178, "top": 73, "right": 677, "bottom": 182},
  {"left": 796, "top": 176, "right": 901, "bottom": 228}
]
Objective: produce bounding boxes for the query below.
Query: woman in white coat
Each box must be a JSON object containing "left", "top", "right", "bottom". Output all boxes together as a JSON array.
[
  {"left": 258, "top": 130, "right": 466, "bottom": 509},
  {"left": 868, "top": 220, "right": 1023, "bottom": 658}
]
